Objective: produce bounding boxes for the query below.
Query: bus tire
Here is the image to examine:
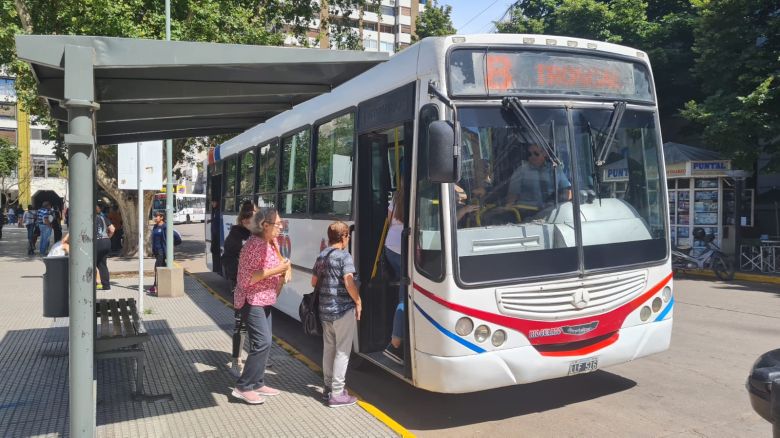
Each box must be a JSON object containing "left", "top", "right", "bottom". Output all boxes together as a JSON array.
[{"left": 186, "top": 214, "right": 191, "bottom": 224}]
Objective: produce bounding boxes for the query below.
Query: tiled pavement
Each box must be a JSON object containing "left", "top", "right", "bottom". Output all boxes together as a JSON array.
[{"left": 0, "top": 227, "right": 396, "bottom": 437}]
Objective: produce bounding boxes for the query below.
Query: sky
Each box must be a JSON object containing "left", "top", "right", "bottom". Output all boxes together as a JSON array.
[{"left": 437, "top": 0, "right": 518, "bottom": 35}]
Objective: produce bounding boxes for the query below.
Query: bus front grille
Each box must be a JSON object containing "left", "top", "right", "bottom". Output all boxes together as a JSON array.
[{"left": 495, "top": 270, "right": 647, "bottom": 320}]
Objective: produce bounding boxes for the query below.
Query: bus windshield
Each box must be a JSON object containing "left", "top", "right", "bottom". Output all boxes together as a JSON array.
[{"left": 454, "top": 105, "right": 667, "bottom": 284}]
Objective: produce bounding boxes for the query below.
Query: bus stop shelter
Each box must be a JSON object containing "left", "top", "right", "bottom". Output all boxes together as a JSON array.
[{"left": 15, "top": 34, "right": 387, "bottom": 437}]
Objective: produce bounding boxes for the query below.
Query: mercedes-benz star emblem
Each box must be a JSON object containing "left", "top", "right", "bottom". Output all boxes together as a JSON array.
[{"left": 572, "top": 289, "right": 590, "bottom": 309}]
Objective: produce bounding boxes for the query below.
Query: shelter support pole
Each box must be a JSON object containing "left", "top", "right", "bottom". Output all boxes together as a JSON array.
[
  {"left": 63, "top": 44, "right": 99, "bottom": 438},
  {"left": 166, "top": 139, "right": 173, "bottom": 266}
]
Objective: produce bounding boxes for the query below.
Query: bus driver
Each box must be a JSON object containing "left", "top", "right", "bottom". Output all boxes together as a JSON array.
[{"left": 505, "top": 143, "right": 571, "bottom": 212}]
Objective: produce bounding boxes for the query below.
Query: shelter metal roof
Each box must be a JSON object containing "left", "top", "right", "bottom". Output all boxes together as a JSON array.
[
  {"left": 663, "top": 142, "right": 723, "bottom": 164},
  {"left": 15, "top": 35, "right": 388, "bottom": 144}
]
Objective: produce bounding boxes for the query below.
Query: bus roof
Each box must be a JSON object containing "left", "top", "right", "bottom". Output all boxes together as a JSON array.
[{"left": 215, "top": 34, "right": 651, "bottom": 161}]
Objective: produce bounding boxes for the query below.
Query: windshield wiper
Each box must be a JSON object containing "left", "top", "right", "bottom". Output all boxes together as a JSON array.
[
  {"left": 502, "top": 97, "right": 563, "bottom": 167},
  {"left": 586, "top": 121, "right": 602, "bottom": 205},
  {"left": 594, "top": 101, "right": 626, "bottom": 166}
]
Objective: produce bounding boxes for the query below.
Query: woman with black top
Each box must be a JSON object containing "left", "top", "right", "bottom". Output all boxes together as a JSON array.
[
  {"left": 95, "top": 204, "right": 115, "bottom": 290},
  {"left": 224, "top": 202, "right": 257, "bottom": 377}
]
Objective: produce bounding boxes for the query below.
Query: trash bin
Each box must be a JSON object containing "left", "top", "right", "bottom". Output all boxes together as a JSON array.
[
  {"left": 42, "top": 255, "right": 68, "bottom": 317},
  {"left": 746, "top": 348, "right": 780, "bottom": 436}
]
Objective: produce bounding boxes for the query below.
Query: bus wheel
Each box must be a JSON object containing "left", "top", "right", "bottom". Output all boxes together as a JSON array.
[{"left": 186, "top": 214, "right": 191, "bottom": 224}]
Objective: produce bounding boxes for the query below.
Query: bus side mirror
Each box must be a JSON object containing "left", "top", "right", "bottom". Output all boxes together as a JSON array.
[{"left": 428, "top": 120, "right": 460, "bottom": 183}]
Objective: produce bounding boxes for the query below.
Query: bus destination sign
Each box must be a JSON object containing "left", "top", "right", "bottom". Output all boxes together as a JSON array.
[{"left": 449, "top": 49, "right": 653, "bottom": 101}]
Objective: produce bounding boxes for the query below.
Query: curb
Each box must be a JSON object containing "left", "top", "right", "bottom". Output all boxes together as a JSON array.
[
  {"left": 675, "top": 268, "right": 780, "bottom": 285},
  {"left": 184, "top": 269, "right": 414, "bottom": 438}
]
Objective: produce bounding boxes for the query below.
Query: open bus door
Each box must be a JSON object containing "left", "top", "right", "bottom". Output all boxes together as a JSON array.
[{"left": 356, "top": 123, "right": 412, "bottom": 379}]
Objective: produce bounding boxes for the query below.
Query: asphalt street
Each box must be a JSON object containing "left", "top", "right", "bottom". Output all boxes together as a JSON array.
[{"left": 175, "top": 222, "right": 779, "bottom": 437}]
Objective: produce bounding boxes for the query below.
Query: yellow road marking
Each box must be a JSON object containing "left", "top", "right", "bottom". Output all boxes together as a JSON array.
[{"left": 185, "top": 269, "right": 414, "bottom": 437}]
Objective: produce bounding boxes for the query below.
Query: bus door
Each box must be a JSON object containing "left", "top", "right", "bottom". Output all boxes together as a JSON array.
[
  {"left": 355, "top": 83, "right": 415, "bottom": 377},
  {"left": 206, "top": 165, "right": 222, "bottom": 270}
]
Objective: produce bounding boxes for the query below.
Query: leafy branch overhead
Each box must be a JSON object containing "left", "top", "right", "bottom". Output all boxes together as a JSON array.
[{"left": 414, "top": 0, "right": 456, "bottom": 42}]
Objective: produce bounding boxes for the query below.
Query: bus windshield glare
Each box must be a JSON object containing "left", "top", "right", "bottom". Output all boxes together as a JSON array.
[
  {"left": 454, "top": 105, "right": 667, "bottom": 283},
  {"left": 449, "top": 49, "right": 654, "bottom": 101}
]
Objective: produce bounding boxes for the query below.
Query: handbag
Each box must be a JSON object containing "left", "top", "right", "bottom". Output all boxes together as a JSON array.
[
  {"left": 299, "top": 248, "right": 334, "bottom": 336},
  {"left": 299, "top": 289, "right": 322, "bottom": 337}
]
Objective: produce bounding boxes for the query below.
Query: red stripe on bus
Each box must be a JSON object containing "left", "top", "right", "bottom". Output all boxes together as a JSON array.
[{"left": 413, "top": 272, "right": 672, "bottom": 346}]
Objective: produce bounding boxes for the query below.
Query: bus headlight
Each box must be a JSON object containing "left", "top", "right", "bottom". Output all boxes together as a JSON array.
[
  {"left": 662, "top": 286, "right": 672, "bottom": 303},
  {"left": 652, "top": 297, "right": 663, "bottom": 312},
  {"left": 491, "top": 329, "right": 507, "bottom": 347},
  {"left": 474, "top": 325, "right": 490, "bottom": 343},
  {"left": 640, "top": 306, "right": 652, "bottom": 321},
  {"left": 455, "top": 317, "right": 474, "bottom": 336}
]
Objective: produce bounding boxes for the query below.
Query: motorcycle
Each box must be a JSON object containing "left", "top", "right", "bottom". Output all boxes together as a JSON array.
[{"left": 672, "top": 227, "right": 735, "bottom": 281}]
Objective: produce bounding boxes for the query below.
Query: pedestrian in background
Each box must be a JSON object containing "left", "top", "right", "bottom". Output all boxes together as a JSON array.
[
  {"left": 6, "top": 205, "right": 15, "bottom": 226},
  {"left": 149, "top": 211, "right": 167, "bottom": 295},
  {"left": 311, "top": 221, "right": 361, "bottom": 407},
  {"left": 23, "top": 205, "right": 36, "bottom": 255},
  {"left": 231, "top": 207, "right": 290, "bottom": 405},
  {"left": 51, "top": 207, "right": 63, "bottom": 244},
  {"left": 223, "top": 201, "right": 256, "bottom": 377},
  {"left": 210, "top": 199, "right": 223, "bottom": 276},
  {"left": 16, "top": 205, "right": 24, "bottom": 227},
  {"left": 95, "top": 203, "right": 114, "bottom": 290},
  {"left": 37, "top": 201, "right": 52, "bottom": 255}
]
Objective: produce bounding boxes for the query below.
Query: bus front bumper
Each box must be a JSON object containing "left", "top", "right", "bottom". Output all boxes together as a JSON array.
[{"left": 413, "top": 318, "right": 672, "bottom": 394}]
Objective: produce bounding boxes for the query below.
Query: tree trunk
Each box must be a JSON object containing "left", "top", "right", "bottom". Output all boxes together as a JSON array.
[
  {"left": 14, "top": 0, "right": 33, "bottom": 33},
  {"left": 95, "top": 165, "right": 154, "bottom": 257}
]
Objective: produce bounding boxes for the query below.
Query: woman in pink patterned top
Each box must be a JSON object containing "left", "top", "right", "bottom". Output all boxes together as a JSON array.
[{"left": 231, "top": 207, "right": 291, "bottom": 405}]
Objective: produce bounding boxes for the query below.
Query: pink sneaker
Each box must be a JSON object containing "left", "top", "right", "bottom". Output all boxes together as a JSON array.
[
  {"left": 254, "top": 385, "right": 281, "bottom": 397},
  {"left": 231, "top": 388, "right": 265, "bottom": 404}
]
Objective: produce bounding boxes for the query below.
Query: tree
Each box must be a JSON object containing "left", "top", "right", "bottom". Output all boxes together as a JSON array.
[
  {"left": 0, "top": 137, "right": 20, "bottom": 206},
  {"left": 414, "top": 0, "right": 456, "bottom": 42},
  {"left": 494, "top": 0, "right": 701, "bottom": 140},
  {"left": 0, "top": 0, "right": 373, "bottom": 255},
  {"left": 681, "top": 0, "right": 779, "bottom": 170}
]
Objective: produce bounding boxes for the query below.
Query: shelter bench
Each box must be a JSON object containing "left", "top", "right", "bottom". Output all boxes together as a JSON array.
[{"left": 95, "top": 298, "right": 149, "bottom": 397}]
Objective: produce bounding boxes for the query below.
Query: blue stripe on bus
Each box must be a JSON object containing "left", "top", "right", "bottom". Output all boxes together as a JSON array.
[
  {"left": 413, "top": 302, "right": 486, "bottom": 354},
  {"left": 654, "top": 297, "right": 674, "bottom": 322}
]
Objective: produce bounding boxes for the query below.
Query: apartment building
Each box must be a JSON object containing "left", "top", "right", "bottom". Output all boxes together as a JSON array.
[
  {"left": 0, "top": 72, "right": 67, "bottom": 209},
  {"left": 286, "top": 0, "right": 426, "bottom": 54}
]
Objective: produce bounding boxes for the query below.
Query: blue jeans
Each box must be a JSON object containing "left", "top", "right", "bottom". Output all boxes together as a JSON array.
[
  {"left": 384, "top": 248, "right": 405, "bottom": 341},
  {"left": 26, "top": 224, "right": 35, "bottom": 252},
  {"left": 235, "top": 305, "right": 272, "bottom": 391},
  {"left": 38, "top": 224, "right": 52, "bottom": 255}
]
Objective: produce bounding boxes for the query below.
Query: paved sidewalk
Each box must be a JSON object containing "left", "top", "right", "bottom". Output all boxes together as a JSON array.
[{"left": 0, "top": 227, "right": 396, "bottom": 437}]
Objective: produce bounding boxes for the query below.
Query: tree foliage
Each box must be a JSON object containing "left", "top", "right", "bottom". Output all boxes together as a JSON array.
[
  {"left": 414, "top": 0, "right": 456, "bottom": 42},
  {"left": 0, "top": 0, "right": 375, "bottom": 254},
  {"left": 0, "top": 136, "right": 21, "bottom": 205},
  {"left": 681, "top": 0, "right": 779, "bottom": 169}
]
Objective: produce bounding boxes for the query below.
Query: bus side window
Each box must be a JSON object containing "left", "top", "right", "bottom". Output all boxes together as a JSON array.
[
  {"left": 414, "top": 104, "right": 444, "bottom": 281},
  {"left": 313, "top": 112, "right": 355, "bottom": 217}
]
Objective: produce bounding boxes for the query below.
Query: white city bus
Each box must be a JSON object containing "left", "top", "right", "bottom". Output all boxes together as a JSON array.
[
  {"left": 206, "top": 34, "right": 673, "bottom": 393},
  {"left": 153, "top": 193, "right": 206, "bottom": 224}
]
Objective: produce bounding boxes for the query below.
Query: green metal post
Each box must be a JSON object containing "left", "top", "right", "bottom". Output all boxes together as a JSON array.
[
  {"left": 165, "top": 0, "right": 174, "bottom": 267},
  {"left": 63, "top": 43, "right": 98, "bottom": 438}
]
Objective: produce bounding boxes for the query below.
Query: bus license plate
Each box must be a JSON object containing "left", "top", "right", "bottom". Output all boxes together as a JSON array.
[{"left": 568, "top": 357, "right": 598, "bottom": 376}]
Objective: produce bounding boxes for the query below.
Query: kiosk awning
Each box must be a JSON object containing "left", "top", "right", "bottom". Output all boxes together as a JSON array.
[{"left": 15, "top": 35, "right": 388, "bottom": 144}]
